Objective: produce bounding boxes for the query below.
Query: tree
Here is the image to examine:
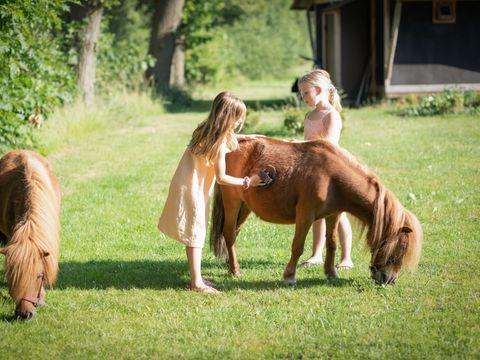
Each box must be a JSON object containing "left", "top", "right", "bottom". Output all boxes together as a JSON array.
[
  {"left": 77, "top": 0, "right": 104, "bottom": 105},
  {"left": 0, "top": 0, "right": 75, "bottom": 149},
  {"left": 146, "top": 0, "right": 185, "bottom": 89}
]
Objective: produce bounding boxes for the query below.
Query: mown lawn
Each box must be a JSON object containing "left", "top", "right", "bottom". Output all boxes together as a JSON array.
[{"left": 0, "top": 85, "right": 479, "bottom": 359}]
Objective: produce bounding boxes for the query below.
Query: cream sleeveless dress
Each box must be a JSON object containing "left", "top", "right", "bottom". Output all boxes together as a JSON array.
[{"left": 158, "top": 148, "right": 217, "bottom": 248}]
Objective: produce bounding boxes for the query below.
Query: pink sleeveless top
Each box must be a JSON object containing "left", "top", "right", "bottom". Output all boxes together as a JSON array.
[
  {"left": 158, "top": 148, "right": 216, "bottom": 248},
  {"left": 303, "top": 109, "right": 340, "bottom": 143}
]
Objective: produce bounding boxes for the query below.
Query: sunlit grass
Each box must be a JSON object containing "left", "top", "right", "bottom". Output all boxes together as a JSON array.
[{"left": 0, "top": 87, "right": 478, "bottom": 359}]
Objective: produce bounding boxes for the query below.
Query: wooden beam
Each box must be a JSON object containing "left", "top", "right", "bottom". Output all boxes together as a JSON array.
[
  {"left": 383, "top": 0, "right": 390, "bottom": 84},
  {"left": 385, "top": 0, "right": 402, "bottom": 86},
  {"left": 370, "top": 0, "right": 376, "bottom": 96}
]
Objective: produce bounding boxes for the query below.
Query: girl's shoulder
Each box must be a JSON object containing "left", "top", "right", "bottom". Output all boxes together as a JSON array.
[{"left": 305, "top": 108, "right": 337, "bottom": 122}]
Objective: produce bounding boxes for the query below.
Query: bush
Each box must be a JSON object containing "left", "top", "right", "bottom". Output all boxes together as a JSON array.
[
  {"left": 183, "top": 0, "right": 309, "bottom": 85},
  {"left": 402, "top": 89, "right": 479, "bottom": 116},
  {"left": 0, "top": 0, "right": 76, "bottom": 149},
  {"left": 95, "top": 1, "right": 155, "bottom": 94},
  {"left": 242, "top": 109, "right": 261, "bottom": 133},
  {"left": 283, "top": 107, "right": 305, "bottom": 134}
]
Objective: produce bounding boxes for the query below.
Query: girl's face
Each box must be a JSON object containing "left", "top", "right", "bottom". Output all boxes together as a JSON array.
[
  {"left": 234, "top": 115, "right": 245, "bottom": 132},
  {"left": 299, "top": 83, "right": 321, "bottom": 108}
]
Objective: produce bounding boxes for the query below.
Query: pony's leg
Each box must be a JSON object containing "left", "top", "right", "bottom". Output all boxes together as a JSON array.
[
  {"left": 235, "top": 203, "right": 251, "bottom": 236},
  {"left": 283, "top": 215, "right": 313, "bottom": 285},
  {"left": 223, "top": 203, "right": 243, "bottom": 276},
  {"left": 324, "top": 214, "right": 341, "bottom": 279}
]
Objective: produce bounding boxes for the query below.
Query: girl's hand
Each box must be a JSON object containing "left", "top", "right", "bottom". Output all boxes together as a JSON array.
[{"left": 248, "top": 174, "right": 266, "bottom": 188}]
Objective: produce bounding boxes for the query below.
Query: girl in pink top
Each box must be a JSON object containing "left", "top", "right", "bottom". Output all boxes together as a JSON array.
[
  {"left": 298, "top": 69, "right": 354, "bottom": 269},
  {"left": 158, "top": 92, "right": 265, "bottom": 293}
]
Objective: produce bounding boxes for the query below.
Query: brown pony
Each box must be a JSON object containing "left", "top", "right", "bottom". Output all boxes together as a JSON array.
[
  {"left": 0, "top": 150, "right": 61, "bottom": 320},
  {"left": 210, "top": 137, "right": 422, "bottom": 285}
]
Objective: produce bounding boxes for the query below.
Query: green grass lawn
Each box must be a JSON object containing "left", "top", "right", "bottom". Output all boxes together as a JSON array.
[{"left": 0, "top": 87, "right": 479, "bottom": 359}]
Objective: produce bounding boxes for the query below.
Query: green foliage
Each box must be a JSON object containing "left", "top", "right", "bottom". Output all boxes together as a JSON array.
[
  {"left": 242, "top": 109, "right": 261, "bottom": 133},
  {"left": 0, "top": 0, "right": 76, "bottom": 149},
  {"left": 182, "top": 0, "right": 233, "bottom": 84},
  {"left": 402, "top": 89, "right": 480, "bottom": 116},
  {"left": 183, "top": 0, "right": 309, "bottom": 85},
  {"left": 225, "top": 1, "right": 308, "bottom": 80},
  {"left": 95, "top": 0, "right": 155, "bottom": 94},
  {"left": 283, "top": 106, "right": 306, "bottom": 134}
]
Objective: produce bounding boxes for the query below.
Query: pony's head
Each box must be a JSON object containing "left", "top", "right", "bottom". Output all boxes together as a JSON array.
[
  {"left": 368, "top": 182, "right": 422, "bottom": 285},
  {"left": 1, "top": 240, "right": 57, "bottom": 321}
]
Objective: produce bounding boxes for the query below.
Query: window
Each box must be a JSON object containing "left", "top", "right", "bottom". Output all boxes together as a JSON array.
[{"left": 433, "top": 0, "right": 456, "bottom": 24}]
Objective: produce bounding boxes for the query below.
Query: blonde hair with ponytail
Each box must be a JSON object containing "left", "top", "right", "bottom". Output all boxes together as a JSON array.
[
  {"left": 189, "top": 92, "right": 246, "bottom": 163},
  {"left": 298, "top": 69, "right": 342, "bottom": 112}
]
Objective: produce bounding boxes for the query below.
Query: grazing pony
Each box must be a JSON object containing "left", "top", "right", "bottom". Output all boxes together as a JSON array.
[
  {"left": 210, "top": 137, "right": 422, "bottom": 285},
  {"left": 0, "top": 150, "right": 61, "bottom": 320}
]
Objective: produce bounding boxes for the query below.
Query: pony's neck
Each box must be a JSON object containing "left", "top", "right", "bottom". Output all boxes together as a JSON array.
[{"left": 336, "top": 167, "right": 379, "bottom": 226}]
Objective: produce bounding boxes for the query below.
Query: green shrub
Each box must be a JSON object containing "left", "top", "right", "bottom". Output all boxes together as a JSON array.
[
  {"left": 96, "top": 1, "right": 155, "bottom": 94},
  {"left": 402, "top": 89, "right": 479, "bottom": 116},
  {"left": 0, "top": 0, "right": 76, "bottom": 149},
  {"left": 183, "top": 0, "right": 309, "bottom": 85},
  {"left": 242, "top": 109, "right": 261, "bottom": 132},
  {"left": 283, "top": 107, "right": 305, "bottom": 134},
  {"left": 464, "top": 91, "right": 480, "bottom": 114}
]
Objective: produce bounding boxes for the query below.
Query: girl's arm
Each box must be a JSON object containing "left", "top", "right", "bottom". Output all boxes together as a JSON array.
[
  {"left": 323, "top": 112, "right": 342, "bottom": 144},
  {"left": 215, "top": 143, "right": 264, "bottom": 188}
]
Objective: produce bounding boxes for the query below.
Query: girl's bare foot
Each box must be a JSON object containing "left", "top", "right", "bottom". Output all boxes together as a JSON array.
[
  {"left": 302, "top": 257, "right": 323, "bottom": 267},
  {"left": 190, "top": 285, "right": 220, "bottom": 294},
  {"left": 335, "top": 259, "right": 353, "bottom": 269}
]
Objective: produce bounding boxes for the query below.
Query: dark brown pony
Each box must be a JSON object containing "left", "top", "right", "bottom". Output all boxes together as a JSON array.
[
  {"left": 210, "top": 137, "right": 422, "bottom": 285},
  {"left": 0, "top": 150, "right": 61, "bottom": 320}
]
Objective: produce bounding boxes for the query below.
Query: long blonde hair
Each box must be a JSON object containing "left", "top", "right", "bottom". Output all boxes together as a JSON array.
[
  {"left": 189, "top": 91, "right": 246, "bottom": 163},
  {"left": 298, "top": 69, "right": 342, "bottom": 112}
]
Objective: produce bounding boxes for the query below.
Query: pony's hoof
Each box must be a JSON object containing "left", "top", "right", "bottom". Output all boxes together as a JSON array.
[
  {"left": 326, "top": 272, "right": 339, "bottom": 279},
  {"left": 284, "top": 276, "right": 296, "bottom": 286}
]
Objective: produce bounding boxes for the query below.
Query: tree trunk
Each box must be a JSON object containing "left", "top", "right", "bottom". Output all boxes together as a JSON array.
[
  {"left": 170, "top": 35, "right": 185, "bottom": 88},
  {"left": 78, "top": 0, "right": 103, "bottom": 106},
  {"left": 146, "top": 0, "right": 185, "bottom": 89}
]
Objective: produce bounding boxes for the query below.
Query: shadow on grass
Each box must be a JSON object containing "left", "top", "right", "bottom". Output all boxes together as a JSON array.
[
  {"left": 221, "top": 277, "right": 354, "bottom": 292},
  {"left": 0, "top": 259, "right": 355, "bottom": 321},
  {"left": 54, "top": 259, "right": 354, "bottom": 291},
  {"left": 56, "top": 260, "right": 190, "bottom": 290}
]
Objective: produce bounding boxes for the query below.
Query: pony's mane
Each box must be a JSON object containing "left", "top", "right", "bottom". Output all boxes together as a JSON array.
[
  {"left": 5, "top": 157, "right": 60, "bottom": 299},
  {"left": 367, "top": 178, "right": 422, "bottom": 270}
]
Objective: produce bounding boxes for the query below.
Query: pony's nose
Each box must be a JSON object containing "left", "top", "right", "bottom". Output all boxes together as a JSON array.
[
  {"left": 15, "top": 310, "right": 35, "bottom": 321},
  {"left": 372, "top": 270, "right": 389, "bottom": 285}
]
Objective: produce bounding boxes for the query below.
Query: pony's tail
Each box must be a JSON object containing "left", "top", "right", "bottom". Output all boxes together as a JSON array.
[
  {"left": 209, "top": 184, "right": 228, "bottom": 260},
  {"left": 9, "top": 158, "right": 60, "bottom": 287}
]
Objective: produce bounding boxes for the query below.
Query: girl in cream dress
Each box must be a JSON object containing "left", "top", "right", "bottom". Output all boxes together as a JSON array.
[{"left": 159, "top": 92, "right": 265, "bottom": 293}]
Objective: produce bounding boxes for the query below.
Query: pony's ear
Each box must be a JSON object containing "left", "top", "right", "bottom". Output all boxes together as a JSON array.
[
  {"left": 0, "top": 247, "right": 6, "bottom": 255},
  {"left": 43, "top": 251, "right": 50, "bottom": 258},
  {"left": 401, "top": 226, "right": 413, "bottom": 234}
]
